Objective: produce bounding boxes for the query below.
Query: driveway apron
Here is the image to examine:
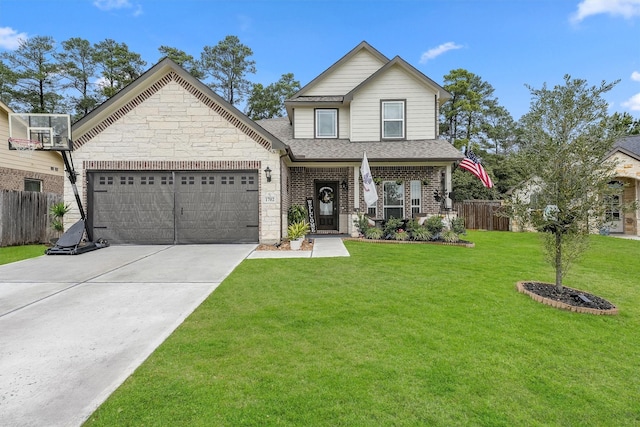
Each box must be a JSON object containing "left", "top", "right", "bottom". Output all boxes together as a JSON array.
[{"left": 0, "top": 244, "right": 255, "bottom": 427}]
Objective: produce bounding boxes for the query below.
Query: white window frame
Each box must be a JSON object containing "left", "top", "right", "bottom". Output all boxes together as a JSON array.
[
  {"left": 410, "top": 180, "right": 421, "bottom": 216},
  {"left": 383, "top": 181, "right": 404, "bottom": 220},
  {"left": 315, "top": 109, "right": 338, "bottom": 138},
  {"left": 382, "top": 100, "right": 405, "bottom": 139}
]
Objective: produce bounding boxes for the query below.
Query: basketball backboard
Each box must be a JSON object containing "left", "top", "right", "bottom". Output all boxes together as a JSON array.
[{"left": 8, "top": 113, "right": 72, "bottom": 151}]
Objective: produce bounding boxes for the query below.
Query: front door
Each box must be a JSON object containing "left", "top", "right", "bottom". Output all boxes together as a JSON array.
[{"left": 316, "top": 181, "right": 338, "bottom": 230}]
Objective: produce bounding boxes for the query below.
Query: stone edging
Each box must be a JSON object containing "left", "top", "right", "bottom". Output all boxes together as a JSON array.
[
  {"left": 342, "top": 238, "right": 474, "bottom": 248},
  {"left": 516, "top": 281, "right": 619, "bottom": 315}
]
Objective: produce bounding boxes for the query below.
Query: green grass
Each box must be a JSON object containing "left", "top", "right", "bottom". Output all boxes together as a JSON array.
[
  {"left": 0, "top": 244, "right": 46, "bottom": 265},
  {"left": 84, "top": 231, "right": 640, "bottom": 426}
]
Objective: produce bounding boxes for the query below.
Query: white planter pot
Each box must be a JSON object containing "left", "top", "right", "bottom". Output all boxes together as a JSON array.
[{"left": 290, "top": 238, "right": 303, "bottom": 250}]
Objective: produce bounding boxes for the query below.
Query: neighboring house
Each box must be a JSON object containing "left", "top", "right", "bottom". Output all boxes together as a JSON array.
[
  {"left": 0, "top": 100, "right": 64, "bottom": 194},
  {"left": 63, "top": 42, "right": 463, "bottom": 245},
  {"left": 259, "top": 41, "right": 463, "bottom": 235},
  {"left": 603, "top": 135, "right": 640, "bottom": 236}
]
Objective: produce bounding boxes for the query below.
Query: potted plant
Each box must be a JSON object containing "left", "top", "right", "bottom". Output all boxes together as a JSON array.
[
  {"left": 287, "top": 204, "right": 307, "bottom": 225},
  {"left": 287, "top": 221, "right": 310, "bottom": 250}
]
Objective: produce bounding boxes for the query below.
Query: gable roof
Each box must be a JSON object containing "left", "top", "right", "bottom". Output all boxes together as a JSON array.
[
  {"left": 289, "top": 41, "right": 389, "bottom": 100},
  {"left": 258, "top": 117, "right": 464, "bottom": 163},
  {"left": 284, "top": 42, "right": 451, "bottom": 120},
  {"left": 73, "top": 58, "right": 285, "bottom": 150},
  {"left": 606, "top": 135, "right": 640, "bottom": 162},
  {"left": 344, "top": 56, "right": 451, "bottom": 103},
  {"left": 0, "top": 100, "right": 13, "bottom": 115}
]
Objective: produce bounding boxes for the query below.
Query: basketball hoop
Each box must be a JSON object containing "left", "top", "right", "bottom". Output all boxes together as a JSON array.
[{"left": 8, "top": 138, "right": 44, "bottom": 158}]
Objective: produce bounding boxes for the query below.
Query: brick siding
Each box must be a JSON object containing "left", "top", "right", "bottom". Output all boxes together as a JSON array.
[{"left": 0, "top": 166, "right": 64, "bottom": 194}]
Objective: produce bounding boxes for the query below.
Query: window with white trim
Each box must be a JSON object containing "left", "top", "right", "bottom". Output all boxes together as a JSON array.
[
  {"left": 383, "top": 181, "right": 404, "bottom": 220},
  {"left": 410, "top": 180, "right": 421, "bottom": 216},
  {"left": 315, "top": 109, "right": 338, "bottom": 138},
  {"left": 382, "top": 101, "right": 405, "bottom": 139},
  {"left": 24, "top": 178, "right": 42, "bottom": 192}
]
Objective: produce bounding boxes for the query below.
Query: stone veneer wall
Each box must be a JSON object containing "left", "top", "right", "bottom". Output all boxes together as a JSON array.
[
  {"left": 612, "top": 152, "right": 640, "bottom": 236},
  {"left": 66, "top": 74, "right": 282, "bottom": 243}
]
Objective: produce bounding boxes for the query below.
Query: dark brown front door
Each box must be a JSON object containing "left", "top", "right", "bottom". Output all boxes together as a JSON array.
[{"left": 316, "top": 181, "right": 338, "bottom": 230}]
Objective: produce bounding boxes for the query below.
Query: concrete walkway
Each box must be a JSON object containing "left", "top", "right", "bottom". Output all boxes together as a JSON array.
[
  {"left": 247, "top": 236, "right": 350, "bottom": 259},
  {"left": 0, "top": 244, "right": 255, "bottom": 427}
]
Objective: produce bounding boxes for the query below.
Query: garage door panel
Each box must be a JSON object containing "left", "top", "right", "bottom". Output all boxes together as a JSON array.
[
  {"left": 89, "top": 172, "right": 175, "bottom": 244},
  {"left": 89, "top": 170, "right": 259, "bottom": 244}
]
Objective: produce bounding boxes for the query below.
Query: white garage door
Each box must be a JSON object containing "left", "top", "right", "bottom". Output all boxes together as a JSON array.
[{"left": 88, "top": 171, "right": 259, "bottom": 244}]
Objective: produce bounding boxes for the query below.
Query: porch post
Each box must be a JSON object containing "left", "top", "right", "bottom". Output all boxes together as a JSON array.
[
  {"left": 353, "top": 165, "right": 360, "bottom": 211},
  {"left": 445, "top": 164, "right": 453, "bottom": 210}
]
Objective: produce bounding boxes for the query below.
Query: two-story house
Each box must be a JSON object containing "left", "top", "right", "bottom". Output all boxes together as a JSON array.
[
  {"left": 259, "top": 41, "right": 463, "bottom": 235},
  {"left": 60, "top": 42, "right": 462, "bottom": 244}
]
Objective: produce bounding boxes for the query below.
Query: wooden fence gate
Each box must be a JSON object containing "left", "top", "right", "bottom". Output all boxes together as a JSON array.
[
  {"left": 0, "top": 190, "right": 62, "bottom": 246},
  {"left": 453, "top": 200, "right": 510, "bottom": 231}
]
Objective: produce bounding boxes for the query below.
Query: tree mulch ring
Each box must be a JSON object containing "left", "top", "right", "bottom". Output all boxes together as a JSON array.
[{"left": 516, "top": 281, "right": 618, "bottom": 315}]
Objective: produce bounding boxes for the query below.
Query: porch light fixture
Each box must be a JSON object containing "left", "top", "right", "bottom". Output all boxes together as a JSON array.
[
  {"left": 264, "top": 166, "right": 272, "bottom": 182},
  {"left": 341, "top": 180, "right": 348, "bottom": 191}
]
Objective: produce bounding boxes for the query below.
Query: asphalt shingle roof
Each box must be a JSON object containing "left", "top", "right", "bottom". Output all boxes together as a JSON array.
[
  {"left": 257, "top": 118, "right": 464, "bottom": 162},
  {"left": 614, "top": 135, "right": 640, "bottom": 158}
]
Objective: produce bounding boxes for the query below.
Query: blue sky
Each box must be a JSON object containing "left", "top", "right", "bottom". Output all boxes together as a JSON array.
[{"left": 1, "top": 0, "right": 639, "bottom": 120}]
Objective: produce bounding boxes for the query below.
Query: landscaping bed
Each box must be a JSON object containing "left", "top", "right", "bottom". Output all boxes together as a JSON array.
[{"left": 517, "top": 281, "right": 618, "bottom": 315}]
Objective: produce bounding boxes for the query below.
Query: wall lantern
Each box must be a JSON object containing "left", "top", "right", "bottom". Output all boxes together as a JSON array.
[
  {"left": 341, "top": 179, "right": 348, "bottom": 191},
  {"left": 264, "top": 166, "right": 272, "bottom": 182}
]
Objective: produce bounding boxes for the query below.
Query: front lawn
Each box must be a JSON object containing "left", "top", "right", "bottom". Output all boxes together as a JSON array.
[
  {"left": 0, "top": 244, "right": 46, "bottom": 265},
  {"left": 85, "top": 231, "right": 640, "bottom": 426}
]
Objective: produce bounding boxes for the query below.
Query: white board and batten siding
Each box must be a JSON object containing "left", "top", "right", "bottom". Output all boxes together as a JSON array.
[
  {"left": 305, "top": 49, "right": 386, "bottom": 96},
  {"left": 350, "top": 66, "right": 438, "bottom": 142}
]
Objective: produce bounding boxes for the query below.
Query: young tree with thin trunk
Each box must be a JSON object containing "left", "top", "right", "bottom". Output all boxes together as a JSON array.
[{"left": 511, "top": 75, "right": 622, "bottom": 292}]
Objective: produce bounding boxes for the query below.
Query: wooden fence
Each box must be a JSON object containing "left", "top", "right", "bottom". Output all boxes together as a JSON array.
[
  {"left": 453, "top": 200, "right": 510, "bottom": 231},
  {"left": 0, "top": 190, "right": 62, "bottom": 247}
]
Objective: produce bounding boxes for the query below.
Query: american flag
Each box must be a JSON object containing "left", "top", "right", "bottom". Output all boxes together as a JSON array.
[{"left": 459, "top": 150, "right": 493, "bottom": 188}]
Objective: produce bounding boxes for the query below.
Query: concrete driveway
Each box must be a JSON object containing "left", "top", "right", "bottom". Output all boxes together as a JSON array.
[{"left": 0, "top": 244, "right": 256, "bottom": 427}]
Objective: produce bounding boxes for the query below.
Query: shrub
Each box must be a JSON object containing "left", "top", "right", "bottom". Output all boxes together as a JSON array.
[
  {"left": 441, "top": 229, "right": 460, "bottom": 243},
  {"left": 405, "top": 219, "right": 421, "bottom": 233},
  {"left": 425, "top": 215, "right": 444, "bottom": 235},
  {"left": 394, "top": 230, "right": 409, "bottom": 241},
  {"left": 383, "top": 217, "right": 404, "bottom": 236},
  {"left": 450, "top": 217, "right": 466, "bottom": 235},
  {"left": 353, "top": 212, "right": 370, "bottom": 234},
  {"left": 287, "top": 204, "right": 307, "bottom": 225},
  {"left": 365, "top": 227, "right": 384, "bottom": 240},
  {"left": 411, "top": 227, "right": 433, "bottom": 241}
]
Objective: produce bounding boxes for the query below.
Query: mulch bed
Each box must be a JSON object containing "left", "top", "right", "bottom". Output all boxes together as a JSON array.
[
  {"left": 256, "top": 240, "right": 314, "bottom": 251},
  {"left": 517, "top": 281, "right": 618, "bottom": 315}
]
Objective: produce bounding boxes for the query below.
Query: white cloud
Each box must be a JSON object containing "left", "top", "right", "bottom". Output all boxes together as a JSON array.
[
  {"left": 94, "top": 0, "right": 143, "bottom": 16},
  {"left": 622, "top": 93, "right": 640, "bottom": 111},
  {"left": 631, "top": 71, "right": 640, "bottom": 81},
  {"left": 0, "top": 27, "right": 27, "bottom": 50},
  {"left": 571, "top": 0, "right": 640, "bottom": 23},
  {"left": 419, "top": 42, "right": 463, "bottom": 64}
]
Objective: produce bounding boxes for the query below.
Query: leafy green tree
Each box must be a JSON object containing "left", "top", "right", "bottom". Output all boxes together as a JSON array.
[
  {"left": 200, "top": 35, "right": 256, "bottom": 105},
  {"left": 609, "top": 111, "right": 640, "bottom": 135},
  {"left": 93, "top": 39, "right": 146, "bottom": 99},
  {"left": 56, "top": 37, "right": 100, "bottom": 120},
  {"left": 158, "top": 45, "right": 204, "bottom": 78},
  {"left": 509, "top": 75, "right": 622, "bottom": 292},
  {"left": 0, "top": 35, "right": 64, "bottom": 112},
  {"left": 480, "top": 104, "right": 521, "bottom": 155},
  {"left": 0, "top": 60, "right": 18, "bottom": 105},
  {"left": 440, "top": 69, "right": 497, "bottom": 149},
  {"left": 246, "top": 73, "right": 300, "bottom": 119}
]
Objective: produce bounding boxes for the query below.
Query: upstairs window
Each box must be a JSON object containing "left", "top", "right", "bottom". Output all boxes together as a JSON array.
[
  {"left": 382, "top": 100, "right": 405, "bottom": 139},
  {"left": 315, "top": 109, "right": 338, "bottom": 138}
]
